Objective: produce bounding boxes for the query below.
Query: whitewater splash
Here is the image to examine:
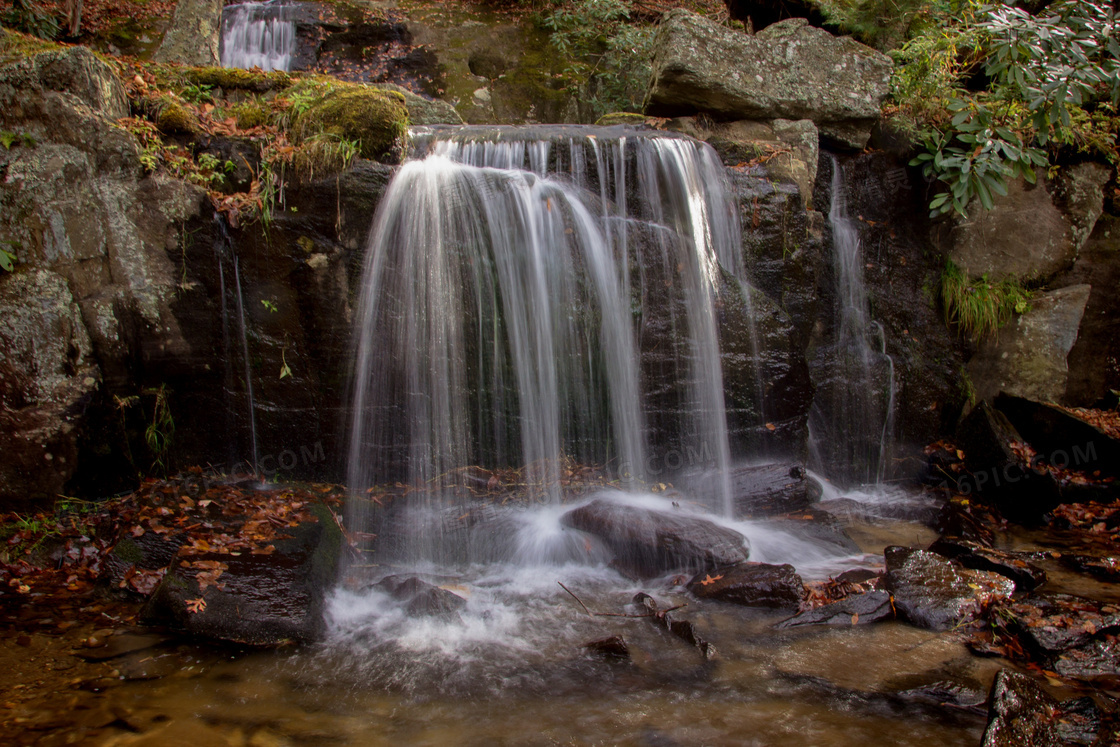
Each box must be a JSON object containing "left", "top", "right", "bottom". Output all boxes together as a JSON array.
[{"left": 220, "top": 0, "right": 296, "bottom": 72}]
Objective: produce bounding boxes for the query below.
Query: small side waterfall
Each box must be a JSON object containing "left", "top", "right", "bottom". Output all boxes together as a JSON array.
[
  {"left": 809, "top": 157, "right": 896, "bottom": 485},
  {"left": 220, "top": 0, "right": 296, "bottom": 73},
  {"left": 346, "top": 126, "right": 749, "bottom": 548},
  {"left": 213, "top": 218, "right": 260, "bottom": 475}
]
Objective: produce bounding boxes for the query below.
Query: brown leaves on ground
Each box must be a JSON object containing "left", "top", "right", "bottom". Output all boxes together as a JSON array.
[
  {"left": 0, "top": 470, "right": 343, "bottom": 623},
  {"left": 1052, "top": 499, "right": 1120, "bottom": 546},
  {"left": 1052, "top": 404, "right": 1120, "bottom": 440},
  {"left": 799, "top": 574, "right": 878, "bottom": 613}
]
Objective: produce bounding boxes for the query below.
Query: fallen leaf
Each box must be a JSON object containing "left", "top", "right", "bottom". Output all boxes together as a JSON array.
[
  {"left": 185, "top": 597, "right": 206, "bottom": 614},
  {"left": 699, "top": 573, "right": 724, "bottom": 586}
]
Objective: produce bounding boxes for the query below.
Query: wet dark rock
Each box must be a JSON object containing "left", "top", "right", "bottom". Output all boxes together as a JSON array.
[
  {"left": 775, "top": 590, "right": 893, "bottom": 628},
  {"left": 995, "top": 393, "right": 1120, "bottom": 480},
  {"left": 1058, "top": 554, "right": 1120, "bottom": 583},
  {"left": 76, "top": 634, "right": 169, "bottom": 662},
  {"left": 927, "top": 537, "right": 1047, "bottom": 592},
  {"left": 998, "top": 594, "right": 1120, "bottom": 657},
  {"left": 935, "top": 498, "right": 996, "bottom": 547},
  {"left": 1054, "top": 638, "right": 1120, "bottom": 680},
  {"left": 584, "top": 635, "right": 631, "bottom": 662},
  {"left": 377, "top": 575, "right": 467, "bottom": 618},
  {"left": 835, "top": 568, "right": 880, "bottom": 585},
  {"left": 758, "top": 507, "right": 861, "bottom": 554},
  {"left": 1061, "top": 215, "right": 1120, "bottom": 406},
  {"left": 142, "top": 505, "right": 342, "bottom": 645},
  {"left": 981, "top": 670, "right": 1062, "bottom": 747},
  {"left": 561, "top": 499, "right": 749, "bottom": 579},
  {"left": 103, "top": 531, "right": 185, "bottom": 590},
  {"left": 633, "top": 592, "right": 717, "bottom": 660},
  {"left": 884, "top": 546, "right": 1014, "bottom": 632},
  {"left": 955, "top": 402, "right": 1063, "bottom": 524},
  {"left": 687, "top": 562, "right": 804, "bottom": 610},
  {"left": 645, "top": 11, "right": 891, "bottom": 148},
  {"left": 1054, "top": 696, "right": 1103, "bottom": 746},
  {"left": 717, "top": 463, "right": 822, "bottom": 518}
]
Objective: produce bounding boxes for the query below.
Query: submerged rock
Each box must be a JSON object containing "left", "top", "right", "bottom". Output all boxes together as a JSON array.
[
  {"left": 687, "top": 562, "right": 804, "bottom": 610},
  {"left": 561, "top": 498, "right": 749, "bottom": 579},
  {"left": 981, "top": 670, "right": 1061, "bottom": 747},
  {"left": 377, "top": 576, "right": 467, "bottom": 618},
  {"left": 884, "top": 546, "right": 1014, "bottom": 632},
  {"left": 645, "top": 11, "right": 891, "bottom": 148},
  {"left": 776, "top": 590, "right": 893, "bottom": 628}
]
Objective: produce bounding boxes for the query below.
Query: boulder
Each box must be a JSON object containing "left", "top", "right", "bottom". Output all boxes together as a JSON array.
[
  {"left": 945, "top": 174, "right": 1093, "bottom": 284},
  {"left": 0, "top": 45, "right": 128, "bottom": 120},
  {"left": 142, "top": 504, "right": 342, "bottom": 645},
  {"left": 927, "top": 537, "right": 1047, "bottom": 592},
  {"left": 644, "top": 11, "right": 892, "bottom": 148},
  {"left": 1051, "top": 162, "right": 1111, "bottom": 255},
  {"left": 687, "top": 562, "right": 804, "bottom": 610},
  {"left": 0, "top": 269, "right": 99, "bottom": 505},
  {"left": 696, "top": 462, "right": 821, "bottom": 518},
  {"left": 583, "top": 635, "right": 631, "bottom": 662},
  {"left": 560, "top": 497, "right": 749, "bottom": 579},
  {"left": 981, "top": 670, "right": 1062, "bottom": 747},
  {"left": 997, "top": 593, "right": 1120, "bottom": 656},
  {"left": 379, "top": 83, "right": 464, "bottom": 126},
  {"left": 377, "top": 575, "right": 467, "bottom": 618},
  {"left": 1061, "top": 215, "right": 1120, "bottom": 406},
  {"left": 968, "top": 285, "right": 1091, "bottom": 404},
  {"left": 994, "top": 393, "right": 1120, "bottom": 479},
  {"left": 955, "top": 401, "right": 1063, "bottom": 523},
  {"left": 775, "top": 589, "right": 894, "bottom": 628},
  {"left": 153, "top": 0, "right": 224, "bottom": 67},
  {"left": 884, "top": 546, "right": 1014, "bottom": 631}
]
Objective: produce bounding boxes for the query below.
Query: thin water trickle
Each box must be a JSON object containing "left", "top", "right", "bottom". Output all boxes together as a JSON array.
[
  {"left": 220, "top": 0, "right": 296, "bottom": 72},
  {"left": 810, "top": 156, "right": 897, "bottom": 486},
  {"left": 233, "top": 256, "right": 259, "bottom": 474}
]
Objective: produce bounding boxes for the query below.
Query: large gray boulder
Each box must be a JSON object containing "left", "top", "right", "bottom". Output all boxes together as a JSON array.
[
  {"left": 967, "top": 284, "right": 1092, "bottom": 403},
  {"left": 0, "top": 45, "right": 128, "bottom": 121},
  {"left": 644, "top": 12, "right": 892, "bottom": 148},
  {"left": 945, "top": 165, "right": 1109, "bottom": 285},
  {"left": 154, "top": 0, "right": 224, "bottom": 67},
  {"left": 0, "top": 269, "right": 99, "bottom": 503}
]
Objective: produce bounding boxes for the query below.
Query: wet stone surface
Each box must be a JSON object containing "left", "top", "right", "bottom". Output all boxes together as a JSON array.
[{"left": 885, "top": 546, "right": 1015, "bottom": 631}]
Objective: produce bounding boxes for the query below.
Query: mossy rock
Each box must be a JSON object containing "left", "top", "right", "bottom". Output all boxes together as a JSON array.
[
  {"left": 182, "top": 66, "right": 292, "bottom": 93},
  {"left": 294, "top": 87, "right": 408, "bottom": 162},
  {"left": 231, "top": 100, "right": 273, "bottom": 129},
  {"left": 154, "top": 97, "right": 200, "bottom": 134},
  {"left": 595, "top": 112, "right": 649, "bottom": 127}
]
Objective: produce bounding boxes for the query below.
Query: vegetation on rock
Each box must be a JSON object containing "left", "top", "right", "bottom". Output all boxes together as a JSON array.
[{"left": 940, "top": 258, "right": 1031, "bottom": 341}]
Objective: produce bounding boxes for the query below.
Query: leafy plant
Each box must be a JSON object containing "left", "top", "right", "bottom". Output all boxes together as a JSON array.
[
  {"left": 544, "top": 0, "right": 656, "bottom": 118},
  {"left": 0, "top": 129, "right": 35, "bottom": 149},
  {"left": 940, "top": 259, "right": 1031, "bottom": 341},
  {"left": 144, "top": 384, "right": 175, "bottom": 475},
  {"left": 180, "top": 81, "right": 214, "bottom": 104},
  {"left": 0, "top": 241, "right": 16, "bottom": 272}
]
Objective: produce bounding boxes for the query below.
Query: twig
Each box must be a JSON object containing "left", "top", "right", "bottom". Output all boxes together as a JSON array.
[{"left": 557, "top": 582, "right": 687, "bottom": 618}]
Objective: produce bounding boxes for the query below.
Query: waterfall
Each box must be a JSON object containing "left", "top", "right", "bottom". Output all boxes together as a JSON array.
[
  {"left": 220, "top": 0, "right": 296, "bottom": 73},
  {"left": 346, "top": 126, "right": 747, "bottom": 542},
  {"left": 213, "top": 217, "right": 260, "bottom": 475},
  {"left": 809, "top": 157, "right": 896, "bottom": 485}
]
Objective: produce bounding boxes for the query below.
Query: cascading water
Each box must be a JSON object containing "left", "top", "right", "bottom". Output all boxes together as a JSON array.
[
  {"left": 219, "top": 0, "right": 296, "bottom": 73},
  {"left": 809, "top": 156, "right": 896, "bottom": 486},
  {"left": 213, "top": 218, "right": 260, "bottom": 475},
  {"left": 346, "top": 125, "right": 749, "bottom": 549}
]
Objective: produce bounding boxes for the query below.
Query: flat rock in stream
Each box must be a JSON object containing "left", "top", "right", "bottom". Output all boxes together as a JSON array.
[
  {"left": 687, "top": 562, "right": 804, "bottom": 610},
  {"left": 754, "top": 507, "right": 859, "bottom": 554},
  {"left": 998, "top": 593, "right": 1120, "bottom": 656},
  {"left": 142, "top": 505, "right": 341, "bottom": 646},
  {"left": 725, "top": 463, "right": 822, "bottom": 518},
  {"left": 561, "top": 498, "right": 749, "bottom": 579},
  {"left": 981, "top": 670, "right": 1062, "bottom": 747},
  {"left": 885, "top": 546, "right": 1014, "bottom": 632},
  {"left": 776, "top": 590, "right": 894, "bottom": 628},
  {"left": 927, "top": 537, "right": 1047, "bottom": 592}
]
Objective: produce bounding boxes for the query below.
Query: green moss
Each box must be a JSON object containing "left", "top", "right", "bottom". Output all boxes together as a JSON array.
[
  {"left": 182, "top": 66, "right": 292, "bottom": 93},
  {"left": 0, "top": 28, "right": 64, "bottom": 66},
  {"left": 293, "top": 86, "right": 408, "bottom": 162},
  {"left": 111, "top": 536, "right": 145, "bottom": 564},
  {"left": 232, "top": 100, "right": 273, "bottom": 129},
  {"left": 595, "top": 112, "right": 649, "bottom": 126},
  {"left": 153, "top": 96, "right": 200, "bottom": 135}
]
